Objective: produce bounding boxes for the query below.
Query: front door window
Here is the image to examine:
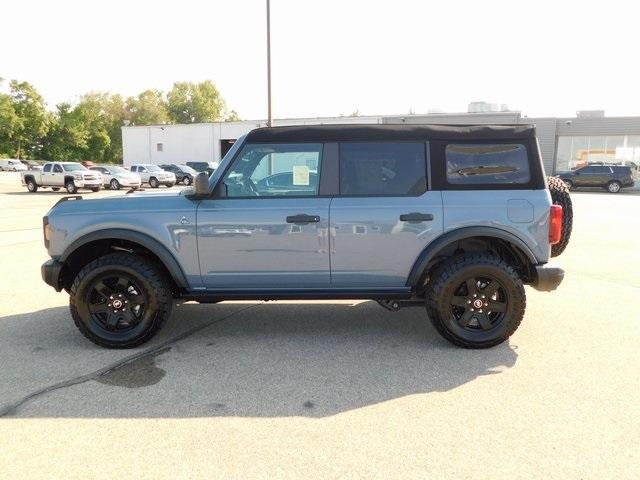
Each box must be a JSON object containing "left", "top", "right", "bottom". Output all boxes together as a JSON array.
[{"left": 222, "top": 143, "right": 322, "bottom": 197}]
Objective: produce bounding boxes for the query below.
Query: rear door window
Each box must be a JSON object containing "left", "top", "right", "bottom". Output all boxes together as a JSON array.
[
  {"left": 445, "top": 144, "right": 530, "bottom": 185},
  {"left": 339, "top": 142, "right": 427, "bottom": 196}
]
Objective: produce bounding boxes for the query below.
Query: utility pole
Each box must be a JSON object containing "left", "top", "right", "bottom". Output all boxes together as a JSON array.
[{"left": 266, "top": 0, "right": 272, "bottom": 127}]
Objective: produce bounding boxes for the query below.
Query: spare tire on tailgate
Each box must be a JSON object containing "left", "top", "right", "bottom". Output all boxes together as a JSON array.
[{"left": 547, "top": 176, "right": 573, "bottom": 257}]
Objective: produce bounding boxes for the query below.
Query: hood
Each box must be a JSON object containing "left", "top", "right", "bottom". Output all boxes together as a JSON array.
[{"left": 47, "top": 188, "right": 190, "bottom": 217}]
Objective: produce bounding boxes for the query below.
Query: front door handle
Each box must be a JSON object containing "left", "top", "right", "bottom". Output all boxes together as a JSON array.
[
  {"left": 286, "top": 214, "right": 320, "bottom": 224},
  {"left": 399, "top": 212, "right": 434, "bottom": 222}
]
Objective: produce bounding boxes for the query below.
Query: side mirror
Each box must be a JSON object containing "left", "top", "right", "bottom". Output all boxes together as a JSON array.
[{"left": 194, "top": 171, "right": 209, "bottom": 196}]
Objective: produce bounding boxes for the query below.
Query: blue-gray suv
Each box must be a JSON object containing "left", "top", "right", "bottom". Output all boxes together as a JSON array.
[{"left": 41, "top": 124, "right": 568, "bottom": 349}]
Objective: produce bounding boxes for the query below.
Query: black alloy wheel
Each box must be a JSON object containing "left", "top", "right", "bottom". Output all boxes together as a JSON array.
[
  {"left": 85, "top": 273, "right": 148, "bottom": 333},
  {"left": 449, "top": 275, "right": 507, "bottom": 332},
  {"left": 425, "top": 254, "right": 526, "bottom": 348},
  {"left": 69, "top": 252, "right": 172, "bottom": 348}
]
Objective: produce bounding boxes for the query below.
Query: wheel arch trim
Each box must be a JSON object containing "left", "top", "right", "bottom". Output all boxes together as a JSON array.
[
  {"left": 59, "top": 229, "right": 188, "bottom": 289},
  {"left": 406, "top": 226, "right": 538, "bottom": 287}
]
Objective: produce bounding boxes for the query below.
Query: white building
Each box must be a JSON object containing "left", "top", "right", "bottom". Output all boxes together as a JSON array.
[
  {"left": 122, "top": 109, "right": 640, "bottom": 174},
  {"left": 121, "top": 115, "right": 382, "bottom": 168}
]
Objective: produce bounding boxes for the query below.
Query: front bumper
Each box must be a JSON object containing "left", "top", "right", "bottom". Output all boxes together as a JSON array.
[
  {"left": 76, "top": 179, "right": 102, "bottom": 188},
  {"left": 531, "top": 264, "right": 564, "bottom": 292},
  {"left": 41, "top": 259, "right": 63, "bottom": 292}
]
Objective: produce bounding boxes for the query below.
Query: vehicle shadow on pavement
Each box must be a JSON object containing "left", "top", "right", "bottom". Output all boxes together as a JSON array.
[{"left": 0, "top": 301, "right": 518, "bottom": 418}]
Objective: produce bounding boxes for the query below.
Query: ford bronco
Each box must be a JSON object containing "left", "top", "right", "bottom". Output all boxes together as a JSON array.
[{"left": 41, "top": 124, "right": 569, "bottom": 349}]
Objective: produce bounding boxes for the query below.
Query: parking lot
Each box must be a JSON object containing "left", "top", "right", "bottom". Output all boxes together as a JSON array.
[{"left": 0, "top": 171, "right": 638, "bottom": 478}]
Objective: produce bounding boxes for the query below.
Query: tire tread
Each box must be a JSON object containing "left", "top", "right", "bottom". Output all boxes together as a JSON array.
[{"left": 69, "top": 252, "right": 172, "bottom": 348}]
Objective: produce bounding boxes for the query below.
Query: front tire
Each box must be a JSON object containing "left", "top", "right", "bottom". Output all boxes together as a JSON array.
[
  {"left": 110, "top": 179, "right": 121, "bottom": 190},
  {"left": 69, "top": 252, "right": 173, "bottom": 348},
  {"left": 65, "top": 180, "right": 77, "bottom": 194},
  {"left": 425, "top": 254, "right": 526, "bottom": 349},
  {"left": 149, "top": 177, "right": 159, "bottom": 188},
  {"left": 182, "top": 176, "right": 192, "bottom": 186}
]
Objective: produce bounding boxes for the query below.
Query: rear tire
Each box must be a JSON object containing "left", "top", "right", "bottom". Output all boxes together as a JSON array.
[
  {"left": 69, "top": 252, "right": 173, "bottom": 348},
  {"left": 547, "top": 176, "right": 573, "bottom": 257},
  {"left": 425, "top": 254, "right": 526, "bottom": 349},
  {"left": 607, "top": 181, "right": 621, "bottom": 193},
  {"left": 26, "top": 179, "right": 38, "bottom": 192},
  {"left": 52, "top": 187, "right": 60, "bottom": 191},
  {"left": 91, "top": 187, "right": 101, "bottom": 192}
]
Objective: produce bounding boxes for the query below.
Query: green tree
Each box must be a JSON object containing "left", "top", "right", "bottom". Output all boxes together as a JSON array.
[
  {"left": 0, "top": 91, "right": 21, "bottom": 157},
  {"left": 8, "top": 80, "right": 50, "bottom": 158},
  {"left": 167, "top": 80, "right": 226, "bottom": 123},
  {"left": 225, "top": 110, "right": 241, "bottom": 122},
  {"left": 126, "top": 90, "right": 169, "bottom": 126},
  {"left": 41, "top": 103, "right": 90, "bottom": 161}
]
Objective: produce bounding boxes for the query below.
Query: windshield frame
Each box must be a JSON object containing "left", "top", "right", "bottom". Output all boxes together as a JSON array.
[{"left": 208, "top": 135, "right": 246, "bottom": 190}]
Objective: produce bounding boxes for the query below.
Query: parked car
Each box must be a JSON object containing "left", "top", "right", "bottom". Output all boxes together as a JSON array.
[
  {"left": 557, "top": 165, "right": 634, "bottom": 193},
  {"left": 0, "top": 159, "right": 28, "bottom": 172},
  {"left": 21, "top": 160, "right": 43, "bottom": 171},
  {"left": 130, "top": 164, "right": 176, "bottom": 188},
  {"left": 41, "top": 124, "right": 570, "bottom": 349},
  {"left": 21, "top": 162, "right": 102, "bottom": 193},
  {"left": 90, "top": 165, "right": 142, "bottom": 190},
  {"left": 186, "top": 161, "right": 217, "bottom": 175},
  {"left": 160, "top": 164, "right": 198, "bottom": 185}
]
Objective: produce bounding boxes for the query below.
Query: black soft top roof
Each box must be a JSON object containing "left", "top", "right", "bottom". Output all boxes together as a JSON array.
[{"left": 245, "top": 124, "right": 536, "bottom": 143}]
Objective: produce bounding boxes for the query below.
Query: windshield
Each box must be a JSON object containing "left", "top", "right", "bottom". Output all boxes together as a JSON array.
[
  {"left": 179, "top": 165, "right": 198, "bottom": 174},
  {"left": 146, "top": 165, "right": 163, "bottom": 172},
  {"left": 209, "top": 134, "right": 246, "bottom": 188},
  {"left": 109, "top": 166, "right": 128, "bottom": 174},
  {"left": 62, "top": 163, "right": 87, "bottom": 171}
]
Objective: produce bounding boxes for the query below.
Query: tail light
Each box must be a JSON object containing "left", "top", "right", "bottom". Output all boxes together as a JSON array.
[
  {"left": 43, "top": 216, "right": 50, "bottom": 248},
  {"left": 549, "top": 205, "right": 563, "bottom": 245}
]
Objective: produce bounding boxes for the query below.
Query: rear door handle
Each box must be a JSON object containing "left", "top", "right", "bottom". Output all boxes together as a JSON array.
[
  {"left": 399, "top": 212, "right": 434, "bottom": 222},
  {"left": 286, "top": 214, "right": 320, "bottom": 224}
]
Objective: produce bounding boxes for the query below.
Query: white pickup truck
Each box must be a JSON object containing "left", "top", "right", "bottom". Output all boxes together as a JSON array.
[{"left": 21, "top": 162, "right": 103, "bottom": 193}]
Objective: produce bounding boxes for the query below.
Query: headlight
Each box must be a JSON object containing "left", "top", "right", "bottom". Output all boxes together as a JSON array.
[{"left": 74, "top": 173, "right": 83, "bottom": 180}]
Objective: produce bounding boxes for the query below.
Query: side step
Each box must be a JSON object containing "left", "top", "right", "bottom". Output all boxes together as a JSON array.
[{"left": 377, "top": 299, "right": 424, "bottom": 311}]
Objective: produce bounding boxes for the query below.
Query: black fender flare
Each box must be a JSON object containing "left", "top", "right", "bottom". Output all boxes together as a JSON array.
[
  {"left": 59, "top": 229, "right": 188, "bottom": 288},
  {"left": 406, "top": 226, "right": 538, "bottom": 287}
]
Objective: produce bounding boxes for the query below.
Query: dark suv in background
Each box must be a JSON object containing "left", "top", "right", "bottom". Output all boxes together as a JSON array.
[
  {"left": 557, "top": 165, "right": 634, "bottom": 193},
  {"left": 186, "top": 161, "right": 217, "bottom": 176},
  {"left": 160, "top": 164, "right": 198, "bottom": 185}
]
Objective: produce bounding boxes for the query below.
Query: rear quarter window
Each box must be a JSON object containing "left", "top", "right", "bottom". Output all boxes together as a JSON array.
[
  {"left": 446, "top": 144, "right": 530, "bottom": 185},
  {"left": 339, "top": 142, "right": 427, "bottom": 196}
]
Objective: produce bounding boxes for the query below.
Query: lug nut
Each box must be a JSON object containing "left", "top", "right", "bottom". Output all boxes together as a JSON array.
[
  {"left": 481, "top": 295, "right": 485, "bottom": 299},
  {"left": 470, "top": 308, "right": 474, "bottom": 312},
  {"left": 478, "top": 309, "right": 483, "bottom": 313},
  {"left": 467, "top": 300, "right": 471, "bottom": 304},
  {"left": 473, "top": 294, "right": 477, "bottom": 298}
]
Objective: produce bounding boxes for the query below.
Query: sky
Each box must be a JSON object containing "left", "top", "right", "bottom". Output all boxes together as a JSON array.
[{"left": 3, "top": 0, "right": 640, "bottom": 120}]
